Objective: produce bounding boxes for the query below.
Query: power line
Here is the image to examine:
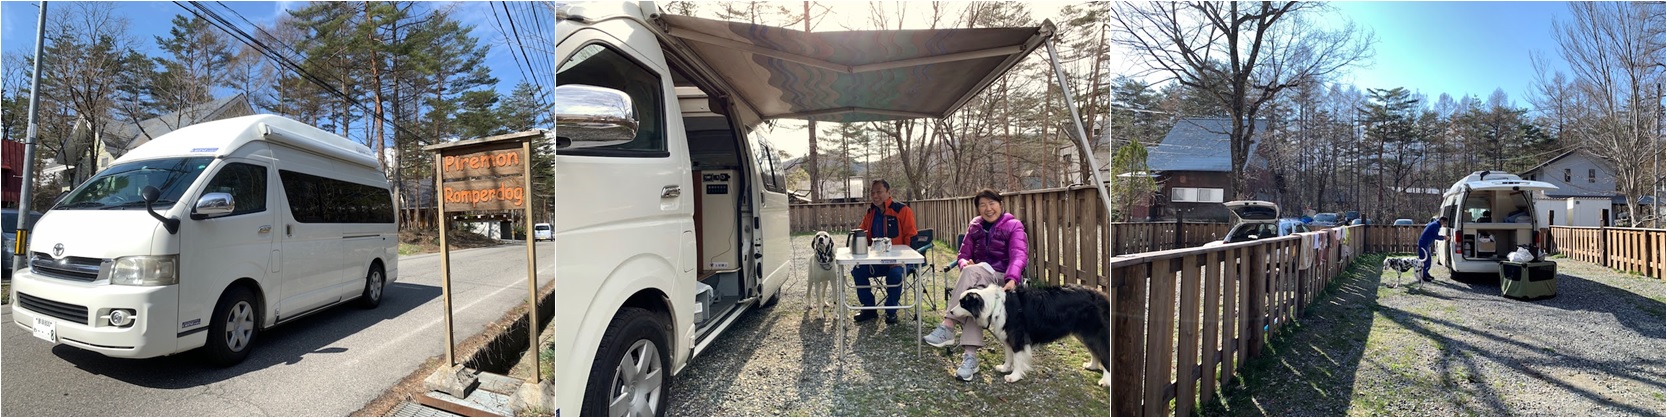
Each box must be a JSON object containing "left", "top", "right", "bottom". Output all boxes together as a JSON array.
[
  {"left": 487, "top": 2, "right": 533, "bottom": 90},
  {"left": 178, "top": 1, "right": 429, "bottom": 149}
]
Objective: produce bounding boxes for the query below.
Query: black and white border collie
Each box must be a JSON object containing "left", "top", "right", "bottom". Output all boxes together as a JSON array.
[{"left": 949, "top": 284, "right": 1111, "bottom": 386}]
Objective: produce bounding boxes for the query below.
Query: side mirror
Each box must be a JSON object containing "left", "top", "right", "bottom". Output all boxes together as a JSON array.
[
  {"left": 555, "top": 84, "right": 638, "bottom": 149},
  {"left": 192, "top": 192, "right": 236, "bottom": 219},
  {"left": 140, "top": 185, "right": 179, "bottom": 234}
]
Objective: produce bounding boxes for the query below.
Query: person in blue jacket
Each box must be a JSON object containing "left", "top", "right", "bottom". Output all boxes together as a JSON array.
[{"left": 1416, "top": 216, "right": 1449, "bottom": 281}]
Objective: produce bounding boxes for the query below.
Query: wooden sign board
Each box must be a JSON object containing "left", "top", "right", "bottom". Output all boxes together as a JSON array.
[
  {"left": 441, "top": 148, "right": 525, "bottom": 180},
  {"left": 442, "top": 177, "right": 527, "bottom": 212}
]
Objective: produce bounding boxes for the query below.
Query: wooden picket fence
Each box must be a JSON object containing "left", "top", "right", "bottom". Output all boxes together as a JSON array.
[
  {"left": 791, "top": 185, "right": 1111, "bottom": 288},
  {"left": 1547, "top": 226, "right": 1666, "bottom": 280},
  {"left": 1106, "top": 225, "right": 1365, "bottom": 416},
  {"left": 1361, "top": 225, "right": 1424, "bottom": 254},
  {"left": 1108, "top": 221, "right": 1231, "bottom": 255}
]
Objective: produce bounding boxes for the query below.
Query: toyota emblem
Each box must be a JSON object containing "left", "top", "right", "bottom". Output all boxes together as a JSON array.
[{"left": 52, "top": 243, "right": 63, "bottom": 257}]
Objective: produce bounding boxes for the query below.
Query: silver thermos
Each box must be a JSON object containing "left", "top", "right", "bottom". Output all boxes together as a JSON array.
[{"left": 847, "top": 229, "right": 868, "bottom": 254}]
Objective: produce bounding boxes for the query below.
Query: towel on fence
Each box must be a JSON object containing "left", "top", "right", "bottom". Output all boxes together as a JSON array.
[{"left": 1299, "top": 234, "right": 1315, "bottom": 269}]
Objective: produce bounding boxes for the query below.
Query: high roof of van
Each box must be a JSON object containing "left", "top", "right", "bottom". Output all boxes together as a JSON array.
[
  {"left": 1445, "top": 170, "right": 1559, "bottom": 196},
  {"left": 113, "top": 114, "right": 379, "bottom": 169}
]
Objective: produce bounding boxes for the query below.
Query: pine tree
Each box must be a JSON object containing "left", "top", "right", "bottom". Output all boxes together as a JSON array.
[{"left": 152, "top": 15, "right": 233, "bottom": 113}]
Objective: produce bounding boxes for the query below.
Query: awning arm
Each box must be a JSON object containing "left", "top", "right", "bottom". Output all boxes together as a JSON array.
[
  {"left": 1044, "top": 37, "right": 1114, "bottom": 217},
  {"left": 943, "top": 21, "right": 1055, "bottom": 124},
  {"left": 776, "top": 107, "right": 941, "bottom": 120}
]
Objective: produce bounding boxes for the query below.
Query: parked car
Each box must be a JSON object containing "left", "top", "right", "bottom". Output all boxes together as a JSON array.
[
  {"left": 1206, "top": 201, "right": 1309, "bottom": 246},
  {"left": 533, "top": 223, "right": 552, "bottom": 241},
  {"left": 1393, "top": 219, "right": 1416, "bottom": 225},
  {"left": 1343, "top": 210, "right": 1361, "bottom": 224},
  {"left": 2, "top": 208, "right": 44, "bottom": 276},
  {"left": 1309, "top": 212, "right": 1340, "bottom": 228}
]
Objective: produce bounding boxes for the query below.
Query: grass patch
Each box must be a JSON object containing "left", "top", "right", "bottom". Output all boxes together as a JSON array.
[
  {"left": 2, "top": 282, "right": 8, "bottom": 305},
  {"left": 397, "top": 243, "right": 425, "bottom": 256}
]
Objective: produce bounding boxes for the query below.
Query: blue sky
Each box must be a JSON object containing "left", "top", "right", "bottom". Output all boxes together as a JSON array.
[
  {"left": 1321, "top": 1, "right": 1574, "bottom": 109},
  {"left": 1, "top": 1, "right": 549, "bottom": 105}
]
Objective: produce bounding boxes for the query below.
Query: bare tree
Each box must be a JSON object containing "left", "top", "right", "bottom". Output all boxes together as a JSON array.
[
  {"left": 1552, "top": 2, "right": 1665, "bottom": 226},
  {"left": 1108, "top": 2, "right": 1374, "bottom": 199}
]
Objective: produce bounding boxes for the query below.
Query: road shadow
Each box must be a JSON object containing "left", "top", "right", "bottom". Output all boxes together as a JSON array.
[{"left": 42, "top": 281, "right": 440, "bottom": 389}]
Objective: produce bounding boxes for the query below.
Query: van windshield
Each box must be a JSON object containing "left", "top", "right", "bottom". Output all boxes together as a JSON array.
[{"left": 54, "top": 158, "right": 212, "bottom": 211}]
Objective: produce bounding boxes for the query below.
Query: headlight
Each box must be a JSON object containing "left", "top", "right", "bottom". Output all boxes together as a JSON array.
[{"left": 109, "top": 255, "right": 178, "bottom": 286}]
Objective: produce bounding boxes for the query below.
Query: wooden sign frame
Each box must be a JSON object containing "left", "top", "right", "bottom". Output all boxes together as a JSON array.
[{"left": 423, "top": 130, "right": 547, "bottom": 385}]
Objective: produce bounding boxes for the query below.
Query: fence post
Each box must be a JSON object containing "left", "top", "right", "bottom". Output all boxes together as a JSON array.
[
  {"left": 1247, "top": 244, "right": 1268, "bottom": 358},
  {"left": 1175, "top": 215, "right": 1185, "bottom": 250},
  {"left": 1600, "top": 226, "right": 1610, "bottom": 268}
]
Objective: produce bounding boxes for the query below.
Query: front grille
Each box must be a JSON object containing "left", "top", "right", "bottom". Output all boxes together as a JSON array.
[
  {"left": 30, "top": 252, "right": 103, "bottom": 282},
  {"left": 17, "top": 292, "right": 89, "bottom": 325}
]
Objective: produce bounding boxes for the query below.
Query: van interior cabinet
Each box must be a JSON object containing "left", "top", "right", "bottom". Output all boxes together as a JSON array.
[{"left": 1464, "top": 223, "right": 1530, "bottom": 259}]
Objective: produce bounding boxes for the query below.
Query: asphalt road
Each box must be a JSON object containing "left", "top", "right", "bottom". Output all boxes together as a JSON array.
[{"left": 1, "top": 241, "right": 553, "bottom": 417}]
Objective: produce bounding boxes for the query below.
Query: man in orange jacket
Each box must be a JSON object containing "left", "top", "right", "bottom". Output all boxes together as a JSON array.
[{"left": 853, "top": 179, "right": 916, "bottom": 324}]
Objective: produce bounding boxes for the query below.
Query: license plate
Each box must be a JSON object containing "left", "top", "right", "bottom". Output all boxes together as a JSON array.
[{"left": 32, "top": 317, "right": 56, "bottom": 343}]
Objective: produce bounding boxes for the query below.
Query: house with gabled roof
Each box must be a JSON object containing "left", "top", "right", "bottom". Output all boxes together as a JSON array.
[
  {"left": 1519, "top": 147, "right": 1657, "bottom": 226},
  {"left": 1144, "top": 117, "right": 1272, "bottom": 221}
]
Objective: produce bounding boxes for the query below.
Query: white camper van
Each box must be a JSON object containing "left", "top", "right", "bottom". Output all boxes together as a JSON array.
[
  {"left": 10, "top": 114, "right": 399, "bottom": 366},
  {"left": 557, "top": 2, "right": 1054, "bottom": 416},
  {"left": 1433, "top": 171, "right": 1558, "bottom": 274}
]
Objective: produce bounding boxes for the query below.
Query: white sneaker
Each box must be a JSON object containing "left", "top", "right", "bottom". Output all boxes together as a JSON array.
[
  {"left": 922, "top": 325, "right": 955, "bottom": 348},
  {"left": 956, "top": 353, "right": 978, "bottom": 381}
]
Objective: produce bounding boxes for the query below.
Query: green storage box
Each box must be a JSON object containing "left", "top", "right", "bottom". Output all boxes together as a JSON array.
[{"left": 1499, "top": 261, "right": 1556, "bottom": 299}]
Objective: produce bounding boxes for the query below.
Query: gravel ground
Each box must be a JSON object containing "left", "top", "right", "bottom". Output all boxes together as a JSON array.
[
  {"left": 1201, "top": 253, "right": 1666, "bottom": 416},
  {"left": 666, "top": 234, "right": 1111, "bottom": 416}
]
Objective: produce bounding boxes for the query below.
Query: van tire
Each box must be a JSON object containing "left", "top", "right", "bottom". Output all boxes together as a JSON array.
[
  {"left": 582, "top": 307, "right": 670, "bottom": 417},
  {"left": 358, "top": 264, "right": 386, "bottom": 309},
  {"left": 204, "top": 286, "right": 258, "bottom": 367}
]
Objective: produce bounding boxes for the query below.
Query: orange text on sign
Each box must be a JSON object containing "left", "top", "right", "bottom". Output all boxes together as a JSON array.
[
  {"left": 443, "top": 151, "right": 520, "bottom": 173},
  {"left": 444, "top": 185, "right": 526, "bottom": 207}
]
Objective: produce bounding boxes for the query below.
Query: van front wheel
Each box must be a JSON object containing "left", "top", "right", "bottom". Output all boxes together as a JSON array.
[
  {"left": 205, "top": 286, "right": 258, "bottom": 367},
  {"left": 359, "top": 264, "right": 386, "bottom": 309},
  {"left": 582, "top": 307, "right": 669, "bottom": 417}
]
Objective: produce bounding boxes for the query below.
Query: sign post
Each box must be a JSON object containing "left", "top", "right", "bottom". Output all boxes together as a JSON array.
[{"left": 424, "top": 130, "right": 546, "bottom": 386}]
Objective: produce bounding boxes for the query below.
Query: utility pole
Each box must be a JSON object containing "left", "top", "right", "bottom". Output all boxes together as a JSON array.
[
  {"left": 12, "top": 0, "right": 47, "bottom": 274},
  {"left": 12, "top": 1, "right": 47, "bottom": 274}
]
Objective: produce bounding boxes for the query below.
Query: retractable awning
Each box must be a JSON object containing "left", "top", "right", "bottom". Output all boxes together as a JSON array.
[{"left": 656, "top": 14, "right": 1053, "bottom": 123}]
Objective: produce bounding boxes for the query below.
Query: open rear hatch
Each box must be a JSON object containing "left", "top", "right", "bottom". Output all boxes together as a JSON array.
[
  {"left": 1224, "top": 200, "right": 1280, "bottom": 222},
  {"left": 1464, "top": 179, "right": 1560, "bottom": 193}
]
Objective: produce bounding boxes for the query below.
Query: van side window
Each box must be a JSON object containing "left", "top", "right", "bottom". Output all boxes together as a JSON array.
[
  {"left": 753, "top": 135, "right": 785, "bottom": 193},
  {"left": 557, "top": 43, "right": 666, "bottom": 157},
  {"left": 279, "top": 170, "right": 395, "bottom": 224},
  {"left": 202, "top": 163, "right": 267, "bottom": 216}
]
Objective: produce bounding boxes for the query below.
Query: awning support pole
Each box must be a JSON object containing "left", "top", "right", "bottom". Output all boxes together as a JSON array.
[{"left": 1043, "top": 38, "right": 1114, "bottom": 216}]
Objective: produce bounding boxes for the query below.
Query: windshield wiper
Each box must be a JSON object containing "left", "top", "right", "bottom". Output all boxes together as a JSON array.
[
  {"left": 56, "top": 201, "right": 106, "bottom": 209},
  {"left": 104, "top": 200, "right": 174, "bottom": 209}
]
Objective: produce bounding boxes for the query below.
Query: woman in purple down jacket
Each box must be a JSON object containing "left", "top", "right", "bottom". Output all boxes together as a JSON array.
[{"left": 920, "top": 188, "right": 1028, "bottom": 381}]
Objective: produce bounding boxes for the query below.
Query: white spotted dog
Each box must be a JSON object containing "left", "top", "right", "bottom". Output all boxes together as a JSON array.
[
  {"left": 1382, "top": 256, "right": 1421, "bottom": 288},
  {"left": 950, "top": 284, "right": 1112, "bottom": 387},
  {"left": 806, "top": 231, "right": 838, "bottom": 316}
]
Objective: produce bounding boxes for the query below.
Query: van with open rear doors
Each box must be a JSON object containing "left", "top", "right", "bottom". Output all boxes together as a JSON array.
[{"left": 1433, "top": 171, "right": 1559, "bottom": 275}]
